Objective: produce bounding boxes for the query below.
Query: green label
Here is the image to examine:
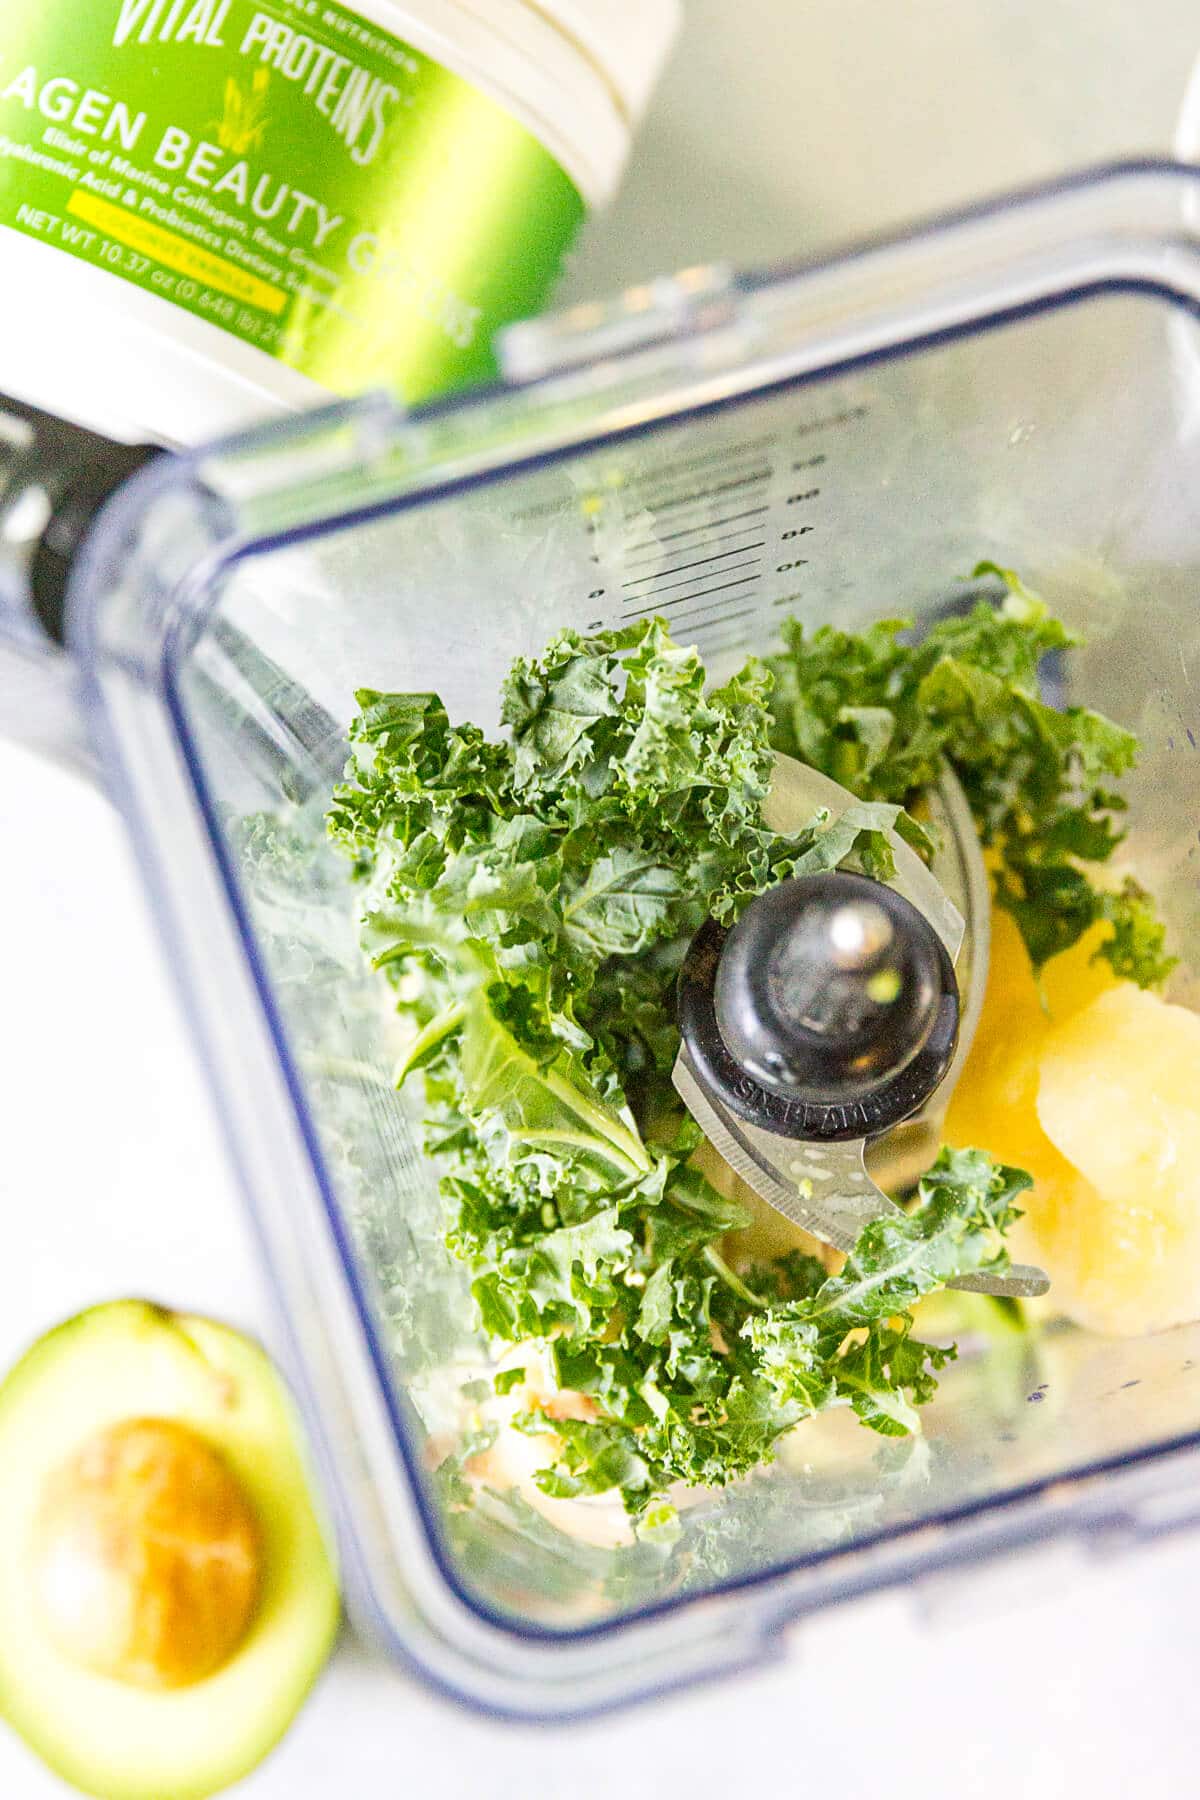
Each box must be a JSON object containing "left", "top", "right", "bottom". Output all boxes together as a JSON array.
[{"left": 0, "top": 1, "right": 585, "bottom": 402}]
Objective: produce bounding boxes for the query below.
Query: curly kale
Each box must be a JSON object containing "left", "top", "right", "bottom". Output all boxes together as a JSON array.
[
  {"left": 765, "top": 563, "right": 1174, "bottom": 985},
  {"left": 328, "top": 617, "right": 1034, "bottom": 1518}
]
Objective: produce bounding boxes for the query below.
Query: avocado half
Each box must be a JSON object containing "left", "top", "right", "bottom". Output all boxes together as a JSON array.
[{"left": 0, "top": 1301, "right": 341, "bottom": 1800}]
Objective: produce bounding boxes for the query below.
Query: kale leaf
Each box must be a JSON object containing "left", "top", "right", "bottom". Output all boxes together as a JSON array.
[
  {"left": 766, "top": 563, "right": 1173, "bottom": 985},
  {"left": 329, "top": 616, "right": 1035, "bottom": 1516}
]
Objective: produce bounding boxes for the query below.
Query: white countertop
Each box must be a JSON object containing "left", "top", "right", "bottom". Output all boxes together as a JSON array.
[{"left": 6, "top": 4, "right": 1200, "bottom": 1793}]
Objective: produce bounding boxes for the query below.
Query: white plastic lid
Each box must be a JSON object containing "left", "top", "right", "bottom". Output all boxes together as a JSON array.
[
  {"left": 352, "top": 0, "right": 683, "bottom": 201},
  {"left": 533, "top": 0, "right": 683, "bottom": 128}
]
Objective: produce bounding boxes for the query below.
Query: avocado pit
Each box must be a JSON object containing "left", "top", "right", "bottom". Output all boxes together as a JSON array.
[{"left": 31, "top": 1416, "right": 262, "bottom": 1691}]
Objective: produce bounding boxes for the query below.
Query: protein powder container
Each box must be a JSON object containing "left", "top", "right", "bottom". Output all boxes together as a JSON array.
[{"left": 0, "top": 0, "right": 680, "bottom": 441}]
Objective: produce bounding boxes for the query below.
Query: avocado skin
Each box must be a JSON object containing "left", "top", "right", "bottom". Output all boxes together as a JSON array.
[{"left": 0, "top": 1300, "right": 341, "bottom": 1800}]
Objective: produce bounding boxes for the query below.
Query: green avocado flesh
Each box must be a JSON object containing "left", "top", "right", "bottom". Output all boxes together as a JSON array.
[{"left": 0, "top": 1301, "right": 341, "bottom": 1800}]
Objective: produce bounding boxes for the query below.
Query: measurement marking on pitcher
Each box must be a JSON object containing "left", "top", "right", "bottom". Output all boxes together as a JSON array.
[
  {"left": 622, "top": 520, "right": 765, "bottom": 564},
  {"left": 621, "top": 505, "right": 770, "bottom": 556},
  {"left": 622, "top": 542, "right": 766, "bottom": 588},
  {"left": 622, "top": 526, "right": 764, "bottom": 572},
  {"left": 636, "top": 432, "right": 780, "bottom": 484},
  {"left": 792, "top": 402, "right": 868, "bottom": 439},
  {"left": 623, "top": 561, "right": 762, "bottom": 605},
  {"left": 626, "top": 573, "right": 760, "bottom": 619},
  {"left": 772, "top": 576, "right": 808, "bottom": 604},
  {"left": 647, "top": 468, "right": 772, "bottom": 515},
  {"left": 685, "top": 614, "right": 765, "bottom": 660},
  {"left": 636, "top": 447, "right": 774, "bottom": 496},
  {"left": 581, "top": 408, "right": 847, "bottom": 631},
  {"left": 672, "top": 600, "right": 759, "bottom": 631},
  {"left": 635, "top": 466, "right": 772, "bottom": 512}
]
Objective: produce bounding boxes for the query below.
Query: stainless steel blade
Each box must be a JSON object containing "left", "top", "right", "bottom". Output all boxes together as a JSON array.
[
  {"left": 674, "top": 751, "right": 1049, "bottom": 1301},
  {"left": 673, "top": 1046, "right": 888, "bottom": 1250},
  {"left": 672, "top": 1048, "right": 1049, "bottom": 1298}
]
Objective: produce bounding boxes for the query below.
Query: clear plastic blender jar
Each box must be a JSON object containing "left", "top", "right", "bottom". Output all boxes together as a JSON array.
[{"left": 5, "top": 159, "right": 1200, "bottom": 1718}]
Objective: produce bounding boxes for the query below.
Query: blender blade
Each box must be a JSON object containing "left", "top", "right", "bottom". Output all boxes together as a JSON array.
[{"left": 672, "top": 752, "right": 1050, "bottom": 1300}]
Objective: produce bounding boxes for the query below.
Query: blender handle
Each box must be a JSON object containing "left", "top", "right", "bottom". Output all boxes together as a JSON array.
[{"left": 0, "top": 395, "right": 163, "bottom": 778}]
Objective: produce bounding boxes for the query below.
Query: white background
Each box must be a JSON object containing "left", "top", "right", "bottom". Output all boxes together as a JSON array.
[{"left": 6, "top": 3, "right": 1200, "bottom": 1795}]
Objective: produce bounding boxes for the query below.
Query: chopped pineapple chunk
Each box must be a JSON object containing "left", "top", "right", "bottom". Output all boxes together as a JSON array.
[
  {"left": 1036, "top": 987, "right": 1200, "bottom": 1336},
  {"left": 944, "top": 910, "right": 1115, "bottom": 1186},
  {"left": 945, "top": 911, "right": 1200, "bottom": 1337}
]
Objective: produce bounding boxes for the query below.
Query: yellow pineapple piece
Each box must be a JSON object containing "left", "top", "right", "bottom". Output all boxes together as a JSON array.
[
  {"left": 947, "top": 901, "right": 1200, "bottom": 1337},
  {"left": 1035, "top": 987, "right": 1200, "bottom": 1336},
  {"left": 943, "top": 909, "right": 1115, "bottom": 1185},
  {"left": 1040, "top": 927, "right": 1122, "bottom": 1019},
  {"left": 945, "top": 908, "right": 1175, "bottom": 1335}
]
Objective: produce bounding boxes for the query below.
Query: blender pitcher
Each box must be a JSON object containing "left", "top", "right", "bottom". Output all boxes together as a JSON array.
[{"left": 5, "top": 160, "right": 1200, "bottom": 1719}]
